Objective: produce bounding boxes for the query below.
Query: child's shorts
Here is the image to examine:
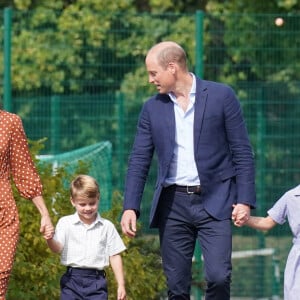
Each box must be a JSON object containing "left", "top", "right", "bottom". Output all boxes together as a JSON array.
[{"left": 60, "top": 267, "right": 107, "bottom": 300}]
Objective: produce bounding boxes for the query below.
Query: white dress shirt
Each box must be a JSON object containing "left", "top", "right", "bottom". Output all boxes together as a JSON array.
[
  {"left": 165, "top": 73, "right": 200, "bottom": 186},
  {"left": 53, "top": 212, "right": 126, "bottom": 270}
]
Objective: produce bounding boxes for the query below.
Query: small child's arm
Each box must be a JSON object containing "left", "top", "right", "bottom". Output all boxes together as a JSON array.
[
  {"left": 246, "top": 215, "right": 277, "bottom": 231},
  {"left": 46, "top": 238, "right": 63, "bottom": 253},
  {"left": 109, "top": 254, "right": 126, "bottom": 300}
]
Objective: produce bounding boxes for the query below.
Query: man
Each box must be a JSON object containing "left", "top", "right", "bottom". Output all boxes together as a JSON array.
[{"left": 121, "top": 41, "right": 256, "bottom": 300}]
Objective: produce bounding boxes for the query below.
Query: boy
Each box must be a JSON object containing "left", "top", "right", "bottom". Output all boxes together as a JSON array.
[{"left": 47, "top": 174, "right": 126, "bottom": 300}]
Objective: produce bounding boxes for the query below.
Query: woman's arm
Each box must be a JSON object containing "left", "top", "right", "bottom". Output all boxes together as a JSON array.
[{"left": 32, "top": 195, "right": 54, "bottom": 239}]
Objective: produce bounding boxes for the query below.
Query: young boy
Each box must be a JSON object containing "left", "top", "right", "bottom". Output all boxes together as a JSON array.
[
  {"left": 243, "top": 184, "right": 300, "bottom": 300},
  {"left": 47, "top": 174, "right": 126, "bottom": 300}
]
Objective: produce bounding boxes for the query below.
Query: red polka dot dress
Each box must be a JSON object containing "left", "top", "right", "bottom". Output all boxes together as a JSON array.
[{"left": 0, "top": 110, "right": 43, "bottom": 299}]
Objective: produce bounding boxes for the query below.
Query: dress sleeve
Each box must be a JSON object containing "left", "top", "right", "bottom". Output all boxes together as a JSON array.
[
  {"left": 9, "top": 114, "right": 43, "bottom": 199},
  {"left": 267, "top": 193, "right": 288, "bottom": 225}
]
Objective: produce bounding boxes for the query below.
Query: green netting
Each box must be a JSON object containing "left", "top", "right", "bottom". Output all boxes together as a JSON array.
[{"left": 38, "top": 141, "right": 112, "bottom": 211}]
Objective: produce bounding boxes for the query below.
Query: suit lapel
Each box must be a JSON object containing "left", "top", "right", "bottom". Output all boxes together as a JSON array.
[
  {"left": 194, "top": 78, "right": 208, "bottom": 150},
  {"left": 163, "top": 95, "right": 176, "bottom": 146}
]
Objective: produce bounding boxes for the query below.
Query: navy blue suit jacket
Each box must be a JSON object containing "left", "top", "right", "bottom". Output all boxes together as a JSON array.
[{"left": 123, "top": 77, "right": 256, "bottom": 228}]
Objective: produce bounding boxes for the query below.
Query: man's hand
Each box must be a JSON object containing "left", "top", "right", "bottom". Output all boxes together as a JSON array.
[
  {"left": 121, "top": 210, "right": 137, "bottom": 237},
  {"left": 232, "top": 204, "right": 250, "bottom": 227}
]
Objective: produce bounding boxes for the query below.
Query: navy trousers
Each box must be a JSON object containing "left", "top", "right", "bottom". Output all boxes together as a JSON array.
[
  {"left": 60, "top": 267, "right": 107, "bottom": 300},
  {"left": 157, "top": 187, "right": 232, "bottom": 300}
]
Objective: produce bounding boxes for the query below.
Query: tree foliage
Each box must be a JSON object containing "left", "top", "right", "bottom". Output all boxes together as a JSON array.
[{"left": 1, "top": 0, "right": 298, "bottom": 96}]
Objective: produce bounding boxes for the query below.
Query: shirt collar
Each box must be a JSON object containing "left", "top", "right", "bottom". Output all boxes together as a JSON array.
[
  {"left": 72, "top": 212, "right": 103, "bottom": 226},
  {"left": 168, "top": 73, "right": 196, "bottom": 104}
]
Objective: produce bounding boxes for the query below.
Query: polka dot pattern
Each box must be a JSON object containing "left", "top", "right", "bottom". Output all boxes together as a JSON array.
[{"left": 0, "top": 110, "right": 43, "bottom": 298}]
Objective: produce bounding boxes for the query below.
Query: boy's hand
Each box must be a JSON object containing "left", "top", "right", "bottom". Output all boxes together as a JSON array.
[{"left": 117, "top": 285, "right": 126, "bottom": 300}]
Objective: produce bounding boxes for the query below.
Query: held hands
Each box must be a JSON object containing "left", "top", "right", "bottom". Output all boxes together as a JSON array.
[
  {"left": 232, "top": 204, "right": 250, "bottom": 227},
  {"left": 121, "top": 210, "right": 137, "bottom": 237},
  {"left": 40, "top": 214, "right": 55, "bottom": 240}
]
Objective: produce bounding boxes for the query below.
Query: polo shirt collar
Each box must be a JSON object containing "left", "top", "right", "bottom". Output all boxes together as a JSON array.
[{"left": 72, "top": 212, "right": 103, "bottom": 226}]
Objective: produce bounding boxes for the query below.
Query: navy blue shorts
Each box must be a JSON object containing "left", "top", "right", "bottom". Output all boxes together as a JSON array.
[{"left": 60, "top": 267, "right": 108, "bottom": 300}]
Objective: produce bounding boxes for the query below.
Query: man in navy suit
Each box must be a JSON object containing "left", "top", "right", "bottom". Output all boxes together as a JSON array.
[{"left": 121, "top": 41, "right": 256, "bottom": 300}]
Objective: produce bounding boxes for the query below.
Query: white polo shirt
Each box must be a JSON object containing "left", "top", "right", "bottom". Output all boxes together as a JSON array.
[{"left": 53, "top": 212, "right": 126, "bottom": 270}]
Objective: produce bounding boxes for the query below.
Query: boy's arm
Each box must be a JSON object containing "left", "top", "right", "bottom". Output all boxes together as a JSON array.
[
  {"left": 246, "top": 215, "right": 277, "bottom": 231},
  {"left": 109, "top": 254, "right": 126, "bottom": 300},
  {"left": 46, "top": 238, "right": 63, "bottom": 253}
]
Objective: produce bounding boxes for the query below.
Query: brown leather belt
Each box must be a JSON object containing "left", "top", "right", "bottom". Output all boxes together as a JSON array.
[{"left": 166, "top": 184, "right": 202, "bottom": 195}]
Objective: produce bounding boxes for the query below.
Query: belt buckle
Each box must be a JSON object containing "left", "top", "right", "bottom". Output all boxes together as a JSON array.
[{"left": 186, "top": 186, "right": 194, "bottom": 194}]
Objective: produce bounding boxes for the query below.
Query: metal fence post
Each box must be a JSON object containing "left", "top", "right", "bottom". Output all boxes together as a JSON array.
[
  {"left": 193, "top": 10, "right": 205, "bottom": 300},
  {"left": 116, "top": 91, "right": 125, "bottom": 191},
  {"left": 256, "top": 86, "right": 267, "bottom": 297},
  {"left": 51, "top": 95, "right": 60, "bottom": 154},
  {"left": 3, "top": 7, "right": 12, "bottom": 111},
  {"left": 195, "top": 10, "right": 204, "bottom": 79}
]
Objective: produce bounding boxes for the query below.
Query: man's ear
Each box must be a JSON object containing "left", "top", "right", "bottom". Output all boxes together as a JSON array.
[{"left": 167, "top": 62, "right": 176, "bottom": 74}]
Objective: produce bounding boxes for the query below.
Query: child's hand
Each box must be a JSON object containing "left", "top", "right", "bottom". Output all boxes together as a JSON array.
[{"left": 117, "top": 285, "right": 126, "bottom": 300}]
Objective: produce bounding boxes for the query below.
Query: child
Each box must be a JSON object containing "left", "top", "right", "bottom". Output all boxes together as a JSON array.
[
  {"left": 244, "top": 184, "right": 300, "bottom": 300},
  {"left": 47, "top": 174, "right": 126, "bottom": 300}
]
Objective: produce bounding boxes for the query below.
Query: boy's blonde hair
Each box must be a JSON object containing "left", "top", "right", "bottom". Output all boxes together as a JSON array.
[{"left": 70, "top": 174, "right": 100, "bottom": 200}]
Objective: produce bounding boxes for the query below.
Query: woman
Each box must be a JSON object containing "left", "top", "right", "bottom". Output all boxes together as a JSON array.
[{"left": 0, "top": 109, "right": 54, "bottom": 299}]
